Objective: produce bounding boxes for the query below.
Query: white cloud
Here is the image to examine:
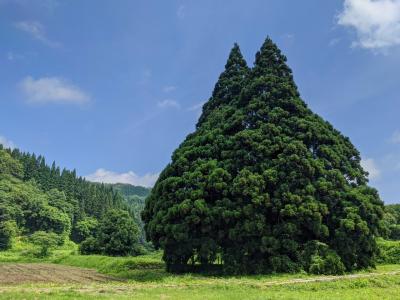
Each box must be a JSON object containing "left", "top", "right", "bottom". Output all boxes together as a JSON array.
[
  {"left": 7, "top": 52, "right": 23, "bottom": 61},
  {"left": 329, "top": 38, "right": 341, "bottom": 47},
  {"left": 19, "top": 76, "right": 90, "bottom": 105},
  {"left": 85, "top": 168, "right": 159, "bottom": 187},
  {"left": 338, "top": 0, "right": 400, "bottom": 49},
  {"left": 163, "top": 85, "right": 177, "bottom": 93},
  {"left": 187, "top": 101, "right": 205, "bottom": 111},
  {"left": 138, "top": 69, "right": 152, "bottom": 85},
  {"left": 157, "top": 99, "right": 180, "bottom": 109},
  {"left": 390, "top": 130, "right": 400, "bottom": 143},
  {"left": 15, "top": 21, "right": 60, "bottom": 47},
  {"left": 0, "top": 135, "right": 16, "bottom": 149},
  {"left": 361, "top": 158, "right": 381, "bottom": 180},
  {"left": 177, "top": 5, "right": 185, "bottom": 19}
]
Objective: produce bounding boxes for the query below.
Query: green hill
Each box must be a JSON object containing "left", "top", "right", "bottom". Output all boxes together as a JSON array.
[{"left": 0, "top": 145, "right": 142, "bottom": 255}]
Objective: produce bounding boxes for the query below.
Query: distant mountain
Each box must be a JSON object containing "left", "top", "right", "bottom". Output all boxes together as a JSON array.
[{"left": 111, "top": 183, "right": 151, "bottom": 199}]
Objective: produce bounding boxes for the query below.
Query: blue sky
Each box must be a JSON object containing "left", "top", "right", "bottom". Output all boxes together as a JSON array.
[{"left": 0, "top": 0, "right": 400, "bottom": 203}]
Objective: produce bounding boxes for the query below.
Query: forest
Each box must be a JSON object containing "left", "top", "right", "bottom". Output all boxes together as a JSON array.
[{"left": 0, "top": 145, "right": 151, "bottom": 256}]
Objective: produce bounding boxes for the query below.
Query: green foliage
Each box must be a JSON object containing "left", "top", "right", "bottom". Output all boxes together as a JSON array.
[
  {"left": 143, "top": 37, "right": 384, "bottom": 274},
  {"left": 54, "top": 251, "right": 164, "bottom": 278},
  {"left": 6, "top": 148, "right": 135, "bottom": 237},
  {"left": 302, "top": 241, "right": 345, "bottom": 275},
  {"left": 110, "top": 183, "right": 152, "bottom": 248},
  {"left": 383, "top": 204, "right": 400, "bottom": 240},
  {"left": 28, "top": 231, "right": 62, "bottom": 257},
  {"left": 0, "top": 236, "right": 77, "bottom": 262},
  {"left": 0, "top": 149, "right": 23, "bottom": 179},
  {"left": 79, "top": 236, "right": 101, "bottom": 255},
  {"left": 377, "top": 239, "right": 400, "bottom": 264},
  {"left": 111, "top": 183, "right": 151, "bottom": 198},
  {"left": 389, "top": 225, "right": 400, "bottom": 240},
  {"left": 0, "top": 146, "right": 143, "bottom": 255},
  {"left": 97, "top": 209, "right": 140, "bottom": 256},
  {"left": 0, "top": 220, "right": 17, "bottom": 250},
  {"left": 72, "top": 217, "right": 98, "bottom": 243},
  {"left": 79, "top": 209, "right": 141, "bottom": 256},
  {"left": 0, "top": 175, "right": 71, "bottom": 238}
]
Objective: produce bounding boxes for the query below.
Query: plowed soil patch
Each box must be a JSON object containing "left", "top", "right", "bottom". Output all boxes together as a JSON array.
[{"left": 0, "top": 263, "right": 115, "bottom": 285}]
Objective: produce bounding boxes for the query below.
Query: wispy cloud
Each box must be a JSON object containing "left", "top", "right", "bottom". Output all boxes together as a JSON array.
[
  {"left": 0, "top": 135, "right": 16, "bottom": 149},
  {"left": 6, "top": 51, "right": 24, "bottom": 61},
  {"left": 187, "top": 101, "right": 205, "bottom": 112},
  {"left": 177, "top": 5, "right": 185, "bottom": 19},
  {"left": 1, "top": 0, "right": 59, "bottom": 11},
  {"left": 138, "top": 69, "right": 152, "bottom": 85},
  {"left": 163, "top": 85, "right": 177, "bottom": 93},
  {"left": 337, "top": 0, "right": 400, "bottom": 49},
  {"left": 390, "top": 130, "right": 400, "bottom": 144},
  {"left": 19, "top": 76, "right": 90, "bottom": 105},
  {"left": 15, "top": 21, "right": 60, "bottom": 47},
  {"left": 329, "top": 37, "right": 341, "bottom": 47},
  {"left": 157, "top": 99, "right": 180, "bottom": 109},
  {"left": 361, "top": 157, "right": 381, "bottom": 180},
  {"left": 85, "top": 168, "right": 159, "bottom": 187}
]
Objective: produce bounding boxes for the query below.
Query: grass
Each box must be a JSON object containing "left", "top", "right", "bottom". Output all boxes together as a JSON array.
[
  {"left": 0, "top": 271, "right": 399, "bottom": 299},
  {"left": 1, "top": 239, "right": 400, "bottom": 299},
  {"left": 0, "top": 238, "right": 77, "bottom": 263}
]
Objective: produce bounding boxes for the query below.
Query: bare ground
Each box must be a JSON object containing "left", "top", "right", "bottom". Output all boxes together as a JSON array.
[{"left": 0, "top": 263, "right": 116, "bottom": 285}]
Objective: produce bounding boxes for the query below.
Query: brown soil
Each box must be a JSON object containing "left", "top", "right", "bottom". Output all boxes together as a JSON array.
[{"left": 0, "top": 263, "right": 116, "bottom": 285}]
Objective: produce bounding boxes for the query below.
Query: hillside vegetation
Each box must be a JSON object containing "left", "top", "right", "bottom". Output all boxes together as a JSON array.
[
  {"left": 0, "top": 146, "right": 145, "bottom": 256},
  {"left": 110, "top": 183, "right": 151, "bottom": 245}
]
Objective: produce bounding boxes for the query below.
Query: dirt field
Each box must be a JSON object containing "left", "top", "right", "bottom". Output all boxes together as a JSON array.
[{"left": 0, "top": 263, "right": 115, "bottom": 285}]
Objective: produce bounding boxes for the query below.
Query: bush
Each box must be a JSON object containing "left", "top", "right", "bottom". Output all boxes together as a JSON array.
[
  {"left": 302, "top": 241, "right": 345, "bottom": 275},
  {"left": 389, "top": 225, "right": 400, "bottom": 240},
  {"left": 79, "top": 237, "right": 101, "bottom": 255},
  {"left": 79, "top": 209, "right": 140, "bottom": 257},
  {"left": 0, "top": 221, "right": 17, "bottom": 251},
  {"left": 377, "top": 239, "right": 400, "bottom": 264},
  {"left": 29, "top": 231, "right": 62, "bottom": 257},
  {"left": 72, "top": 217, "right": 98, "bottom": 243}
]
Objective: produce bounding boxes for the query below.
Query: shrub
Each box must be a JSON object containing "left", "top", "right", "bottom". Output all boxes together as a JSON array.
[
  {"left": 29, "top": 231, "right": 61, "bottom": 257},
  {"left": 389, "top": 225, "right": 400, "bottom": 240},
  {"left": 302, "top": 241, "right": 345, "bottom": 275},
  {"left": 0, "top": 221, "right": 17, "bottom": 251},
  {"left": 72, "top": 217, "right": 98, "bottom": 243},
  {"left": 79, "top": 237, "right": 101, "bottom": 255},
  {"left": 79, "top": 209, "right": 140, "bottom": 256},
  {"left": 97, "top": 209, "right": 140, "bottom": 256},
  {"left": 377, "top": 239, "right": 400, "bottom": 264}
]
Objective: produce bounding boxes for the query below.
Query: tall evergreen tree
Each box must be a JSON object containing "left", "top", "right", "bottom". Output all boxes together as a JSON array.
[
  {"left": 197, "top": 43, "right": 249, "bottom": 126},
  {"left": 143, "top": 44, "right": 249, "bottom": 271},
  {"left": 143, "top": 38, "right": 384, "bottom": 274}
]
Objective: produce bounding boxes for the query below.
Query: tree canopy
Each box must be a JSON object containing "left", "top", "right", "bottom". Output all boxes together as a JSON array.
[{"left": 143, "top": 37, "right": 384, "bottom": 274}]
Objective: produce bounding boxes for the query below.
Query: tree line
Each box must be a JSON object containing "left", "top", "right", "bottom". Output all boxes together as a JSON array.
[{"left": 0, "top": 145, "right": 142, "bottom": 256}]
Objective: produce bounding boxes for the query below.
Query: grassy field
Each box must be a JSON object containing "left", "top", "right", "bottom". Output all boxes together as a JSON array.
[
  {"left": 0, "top": 264, "right": 399, "bottom": 299},
  {"left": 1, "top": 240, "right": 400, "bottom": 299}
]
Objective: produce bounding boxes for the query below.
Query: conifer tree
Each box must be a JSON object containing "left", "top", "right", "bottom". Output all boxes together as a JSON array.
[{"left": 142, "top": 38, "right": 384, "bottom": 274}]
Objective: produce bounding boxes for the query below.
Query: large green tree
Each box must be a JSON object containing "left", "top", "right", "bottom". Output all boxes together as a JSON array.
[
  {"left": 143, "top": 38, "right": 384, "bottom": 274},
  {"left": 96, "top": 209, "right": 140, "bottom": 256}
]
